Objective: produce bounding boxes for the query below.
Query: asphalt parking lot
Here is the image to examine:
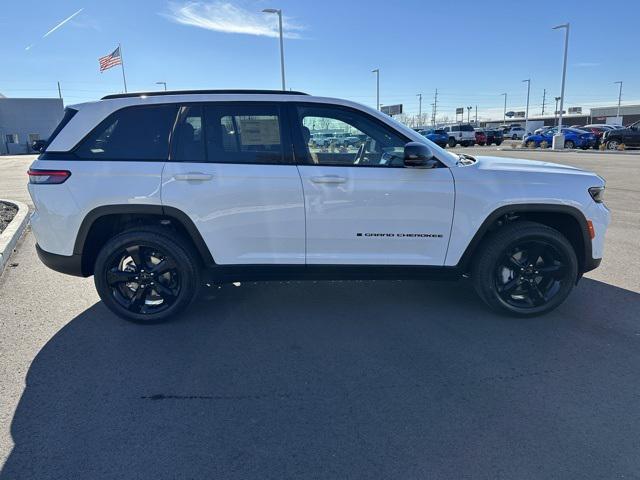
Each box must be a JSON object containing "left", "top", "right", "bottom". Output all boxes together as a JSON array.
[{"left": 1, "top": 149, "right": 639, "bottom": 479}]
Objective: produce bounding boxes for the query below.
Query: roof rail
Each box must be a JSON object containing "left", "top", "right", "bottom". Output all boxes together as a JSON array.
[{"left": 101, "top": 89, "right": 309, "bottom": 100}]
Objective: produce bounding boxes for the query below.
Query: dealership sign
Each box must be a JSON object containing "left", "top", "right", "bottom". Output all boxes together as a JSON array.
[{"left": 381, "top": 104, "right": 403, "bottom": 116}]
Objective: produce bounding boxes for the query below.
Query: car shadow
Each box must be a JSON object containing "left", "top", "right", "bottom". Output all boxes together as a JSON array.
[{"left": 2, "top": 278, "right": 640, "bottom": 479}]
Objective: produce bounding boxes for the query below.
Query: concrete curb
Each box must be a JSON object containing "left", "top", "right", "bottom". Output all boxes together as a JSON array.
[{"left": 0, "top": 199, "right": 30, "bottom": 275}]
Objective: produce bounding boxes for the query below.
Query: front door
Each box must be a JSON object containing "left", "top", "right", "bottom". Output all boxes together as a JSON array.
[
  {"left": 291, "top": 103, "right": 455, "bottom": 266},
  {"left": 161, "top": 102, "right": 305, "bottom": 265}
]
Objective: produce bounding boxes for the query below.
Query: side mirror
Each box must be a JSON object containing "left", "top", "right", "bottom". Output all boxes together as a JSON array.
[
  {"left": 404, "top": 142, "right": 436, "bottom": 168},
  {"left": 31, "top": 139, "right": 47, "bottom": 153}
]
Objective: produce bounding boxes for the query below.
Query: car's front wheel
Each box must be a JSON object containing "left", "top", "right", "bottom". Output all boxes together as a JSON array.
[
  {"left": 606, "top": 139, "right": 620, "bottom": 150},
  {"left": 564, "top": 140, "right": 575, "bottom": 149},
  {"left": 472, "top": 221, "right": 578, "bottom": 317},
  {"left": 94, "top": 227, "right": 201, "bottom": 323}
]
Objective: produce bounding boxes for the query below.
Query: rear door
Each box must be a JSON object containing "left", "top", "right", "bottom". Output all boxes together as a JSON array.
[
  {"left": 161, "top": 102, "right": 305, "bottom": 265},
  {"left": 291, "top": 103, "right": 455, "bottom": 266}
]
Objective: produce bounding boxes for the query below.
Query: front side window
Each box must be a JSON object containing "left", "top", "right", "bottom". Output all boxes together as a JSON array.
[
  {"left": 295, "top": 104, "right": 407, "bottom": 167},
  {"left": 76, "top": 104, "right": 178, "bottom": 160}
]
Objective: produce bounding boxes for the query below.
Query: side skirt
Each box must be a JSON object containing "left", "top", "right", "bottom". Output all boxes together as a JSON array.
[{"left": 203, "top": 264, "right": 463, "bottom": 284}]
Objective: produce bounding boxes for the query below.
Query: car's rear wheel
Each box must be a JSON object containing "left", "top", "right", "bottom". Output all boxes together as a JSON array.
[
  {"left": 472, "top": 221, "right": 578, "bottom": 317},
  {"left": 447, "top": 138, "right": 457, "bottom": 148},
  {"left": 94, "top": 227, "right": 201, "bottom": 323},
  {"left": 495, "top": 141, "right": 502, "bottom": 146},
  {"left": 564, "top": 140, "right": 575, "bottom": 149}
]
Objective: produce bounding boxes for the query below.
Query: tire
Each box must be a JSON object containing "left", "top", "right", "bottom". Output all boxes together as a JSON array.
[
  {"left": 94, "top": 227, "right": 202, "bottom": 323},
  {"left": 564, "top": 140, "right": 575, "bottom": 149},
  {"left": 447, "top": 138, "right": 457, "bottom": 148},
  {"left": 512, "top": 134, "right": 517, "bottom": 140},
  {"left": 471, "top": 221, "right": 578, "bottom": 317},
  {"left": 495, "top": 141, "right": 502, "bottom": 146},
  {"left": 606, "top": 139, "right": 620, "bottom": 150},
  {"left": 479, "top": 142, "right": 486, "bottom": 146}
]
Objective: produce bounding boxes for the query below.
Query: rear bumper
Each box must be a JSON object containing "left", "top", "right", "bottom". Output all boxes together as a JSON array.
[{"left": 36, "top": 243, "right": 87, "bottom": 277}]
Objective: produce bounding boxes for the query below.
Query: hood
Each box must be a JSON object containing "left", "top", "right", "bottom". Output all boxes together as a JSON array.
[{"left": 474, "top": 155, "right": 598, "bottom": 178}]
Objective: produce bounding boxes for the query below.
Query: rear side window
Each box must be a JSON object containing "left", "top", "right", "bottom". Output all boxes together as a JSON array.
[
  {"left": 459, "top": 124, "right": 475, "bottom": 132},
  {"left": 204, "top": 103, "right": 285, "bottom": 164},
  {"left": 76, "top": 104, "right": 178, "bottom": 160}
]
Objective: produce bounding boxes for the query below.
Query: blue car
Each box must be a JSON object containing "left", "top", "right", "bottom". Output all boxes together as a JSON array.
[
  {"left": 419, "top": 128, "right": 448, "bottom": 148},
  {"left": 524, "top": 127, "right": 596, "bottom": 149}
]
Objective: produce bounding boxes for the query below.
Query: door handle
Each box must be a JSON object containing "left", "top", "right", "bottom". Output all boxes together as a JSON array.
[
  {"left": 173, "top": 173, "right": 213, "bottom": 181},
  {"left": 310, "top": 175, "right": 347, "bottom": 184}
]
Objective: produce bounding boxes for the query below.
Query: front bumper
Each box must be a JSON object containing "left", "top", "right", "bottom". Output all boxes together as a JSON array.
[{"left": 36, "top": 243, "right": 87, "bottom": 277}]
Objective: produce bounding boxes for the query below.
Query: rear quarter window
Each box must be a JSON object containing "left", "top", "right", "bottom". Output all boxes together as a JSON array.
[{"left": 75, "top": 104, "right": 179, "bottom": 160}]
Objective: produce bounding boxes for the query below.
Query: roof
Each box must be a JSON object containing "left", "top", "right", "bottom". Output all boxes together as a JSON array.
[{"left": 101, "top": 89, "right": 309, "bottom": 100}]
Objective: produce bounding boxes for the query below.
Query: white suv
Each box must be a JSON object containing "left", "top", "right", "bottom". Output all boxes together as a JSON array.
[
  {"left": 28, "top": 90, "right": 610, "bottom": 323},
  {"left": 442, "top": 124, "right": 476, "bottom": 147}
]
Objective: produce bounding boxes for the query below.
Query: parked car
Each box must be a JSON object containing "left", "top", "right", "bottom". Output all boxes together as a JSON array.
[
  {"left": 29, "top": 89, "right": 609, "bottom": 322},
  {"left": 523, "top": 127, "right": 596, "bottom": 149},
  {"left": 484, "top": 129, "right": 503, "bottom": 146},
  {"left": 504, "top": 126, "right": 526, "bottom": 140},
  {"left": 474, "top": 129, "right": 487, "bottom": 146},
  {"left": 579, "top": 125, "right": 611, "bottom": 147},
  {"left": 442, "top": 123, "right": 476, "bottom": 147},
  {"left": 534, "top": 126, "right": 553, "bottom": 135},
  {"left": 602, "top": 120, "right": 640, "bottom": 150},
  {"left": 419, "top": 128, "right": 448, "bottom": 148}
]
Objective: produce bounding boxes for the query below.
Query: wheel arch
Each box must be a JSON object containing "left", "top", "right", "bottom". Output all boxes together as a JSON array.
[
  {"left": 74, "top": 205, "right": 215, "bottom": 276},
  {"left": 456, "top": 204, "right": 592, "bottom": 273}
]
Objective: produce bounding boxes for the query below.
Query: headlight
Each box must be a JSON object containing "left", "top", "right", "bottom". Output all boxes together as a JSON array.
[{"left": 588, "top": 186, "right": 605, "bottom": 203}]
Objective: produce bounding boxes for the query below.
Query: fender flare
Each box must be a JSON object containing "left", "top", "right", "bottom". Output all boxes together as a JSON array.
[
  {"left": 73, "top": 204, "right": 215, "bottom": 266},
  {"left": 455, "top": 203, "right": 592, "bottom": 271}
]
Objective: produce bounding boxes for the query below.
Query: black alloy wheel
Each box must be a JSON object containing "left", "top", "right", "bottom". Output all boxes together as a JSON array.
[
  {"left": 94, "top": 227, "right": 201, "bottom": 323},
  {"left": 494, "top": 240, "right": 570, "bottom": 310},
  {"left": 472, "top": 221, "right": 578, "bottom": 317},
  {"left": 106, "top": 244, "right": 180, "bottom": 315}
]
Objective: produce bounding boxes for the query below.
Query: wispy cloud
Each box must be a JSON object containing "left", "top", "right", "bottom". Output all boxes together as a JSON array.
[
  {"left": 574, "top": 62, "right": 600, "bottom": 68},
  {"left": 25, "top": 8, "right": 85, "bottom": 50},
  {"left": 162, "top": 1, "right": 304, "bottom": 39}
]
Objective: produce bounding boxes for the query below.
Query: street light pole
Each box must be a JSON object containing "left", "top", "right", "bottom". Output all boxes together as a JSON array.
[
  {"left": 417, "top": 93, "right": 422, "bottom": 125},
  {"left": 372, "top": 69, "right": 380, "bottom": 110},
  {"left": 467, "top": 106, "right": 472, "bottom": 123},
  {"left": 155, "top": 81, "right": 167, "bottom": 91},
  {"left": 614, "top": 81, "right": 623, "bottom": 123},
  {"left": 501, "top": 93, "right": 507, "bottom": 124},
  {"left": 552, "top": 23, "right": 570, "bottom": 149},
  {"left": 522, "top": 79, "right": 531, "bottom": 135},
  {"left": 263, "top": 8, "right": 286, "bottom": 90},
  {"left": 554, "top": 97, "right": 561, "bottom": 127}
]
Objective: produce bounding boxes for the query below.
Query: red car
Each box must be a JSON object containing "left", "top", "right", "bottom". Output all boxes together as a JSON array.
[
  {"left": 576, "top": 125, "right": 611, "bottom": 147},
  {"left": 474, "top": 130, "right": 486, "bottom": 146}
]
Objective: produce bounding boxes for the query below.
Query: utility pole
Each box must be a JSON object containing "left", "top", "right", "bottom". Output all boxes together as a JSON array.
[
  {"left": 430, "top": 103, "right": 435, "bottom": 127},
  {"left": 475, "top": 105, "right": 478, "bottom": 125},
  {"left": 432, "top": 88, "right": 438, "bottom": 126},
  {"left": 417, "top": 93, "right": 422, "bottom": 126},
  {"left": 552, "top": 23, "right": 570, "bottom": 149},
  {"left": 541, "top": 88, "right": 546, "bottom": 115},
  {"left": 501, "top": 93, "right": 507, "bottom": 124},
  {"left": 523, "top": 79, "right": 531, "bottom": 135},
  {"left": 614, "top": 81, "right": 623, "bottom": 123},
  {"left": 372, "top": 69, "right": 380, "bottom": 110}
]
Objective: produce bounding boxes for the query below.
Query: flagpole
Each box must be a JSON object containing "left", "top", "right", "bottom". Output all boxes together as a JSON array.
[{"left": 119, "top": 43, "right": 128, "bottom": 93}]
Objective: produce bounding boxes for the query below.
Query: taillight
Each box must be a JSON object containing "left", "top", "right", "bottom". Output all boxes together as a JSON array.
[{"left": 27, "top": 169, "right": 71, "bottom": 184}]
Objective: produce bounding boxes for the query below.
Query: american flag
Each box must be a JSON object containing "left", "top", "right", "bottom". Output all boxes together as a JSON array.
[{"left": 98, "top": 46, "right": 122, "bottom": 72}]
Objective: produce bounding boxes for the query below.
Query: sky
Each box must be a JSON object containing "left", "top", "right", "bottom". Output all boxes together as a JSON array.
[{"left": 0, "top": 0, "right": 637, "bottom": 121}]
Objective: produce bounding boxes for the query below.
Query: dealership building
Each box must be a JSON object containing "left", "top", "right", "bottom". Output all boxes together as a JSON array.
[{"left": 0, "top": 94, "right": 64, "bottom": 155}]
